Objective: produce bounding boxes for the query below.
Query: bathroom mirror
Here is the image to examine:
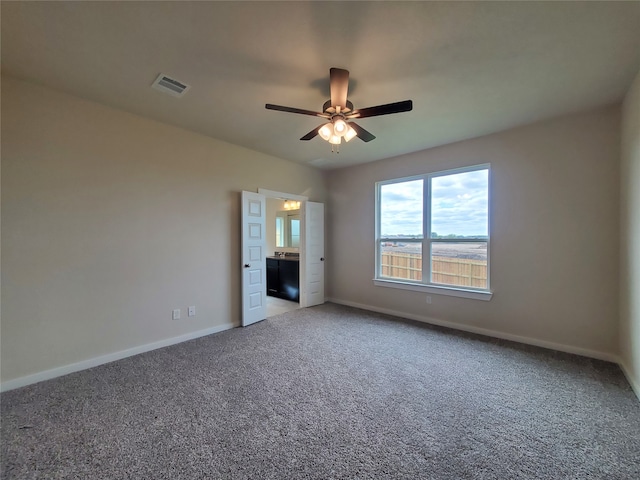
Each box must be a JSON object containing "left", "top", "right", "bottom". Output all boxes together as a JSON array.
[{"left": 275, "top": 210, "right": 300, "bottom": 248}]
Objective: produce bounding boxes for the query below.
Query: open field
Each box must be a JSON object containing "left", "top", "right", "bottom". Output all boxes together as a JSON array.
[{"left": 381, "top": 242, "right": 487, "bottom": 260}]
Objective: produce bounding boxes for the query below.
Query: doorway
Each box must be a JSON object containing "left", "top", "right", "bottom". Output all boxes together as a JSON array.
[
  {"left": 266, "top": 195, "right": 302, "bottom": 318},
  {"left": 267, "top": 296, "right": 301, "bottom": 317},
  {"left": 240, "top": 189, "right": 325, "bottom": 326}
]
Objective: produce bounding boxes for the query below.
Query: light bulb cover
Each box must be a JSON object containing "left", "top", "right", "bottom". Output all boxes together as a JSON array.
[
  {"left": 344, "top": 125, "right": 357, "bottom": 142},
  {"left": 319, "top": 123, "right": 333, "bottom": 141},
  {"left": 329, "top": 135, "right": 342, "bottom": 145},
  {"left": 333, "top": 119, "right": 347, "bottom": 136}
]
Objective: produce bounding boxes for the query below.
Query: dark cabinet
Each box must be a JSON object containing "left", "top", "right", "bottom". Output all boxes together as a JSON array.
[
  {"left": 267, "top": 259, "right": 279, "bottom": 296},
  {"left": 266, "top": 258, "right": 299, "bottom": 302}
]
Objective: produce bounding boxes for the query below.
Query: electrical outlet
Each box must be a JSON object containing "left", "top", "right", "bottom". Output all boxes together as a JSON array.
[
  {"left": 172, "top": 309, "right": 180, "bottom": 320},
  {"left": 188, "top": 306, "right": 195, "bottom": 317},
  {"left": 426, "top": 296, "right": 432, "bottom": 304}
]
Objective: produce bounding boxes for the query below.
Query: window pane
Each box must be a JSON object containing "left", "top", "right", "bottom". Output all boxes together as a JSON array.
[
  {"left": 290, "top": 219, "right": 300, "bottom": 248},
  {"left": 380, "top": 180, "right": 423, "bottom": 238},
  {"left": 380, "top": 242, "right": 422, "bottom": 281},
  {"left": 275, "top": 217, "right": 284, "bottom": 248},
  {"left": 431, "top": 169, "right": 488, "bottom": 239},
  {"left": 431, "top": 242, "right": 487, "bottom": 289}
]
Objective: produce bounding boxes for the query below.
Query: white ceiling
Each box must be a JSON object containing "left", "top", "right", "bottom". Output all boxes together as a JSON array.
[{"left": 2, "top": 1, "right": 639, "bottom": 169}]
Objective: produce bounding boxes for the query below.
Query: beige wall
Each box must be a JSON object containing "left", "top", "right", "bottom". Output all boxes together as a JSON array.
[
  {"left": 327, "top": 106, "right": 620, "bottom": 356},
  {"left": 620, "top": 69, "right": 640, "bottom": 393},
  {"left": 1, "top": 76, "right": 326, "bottom": 383}
]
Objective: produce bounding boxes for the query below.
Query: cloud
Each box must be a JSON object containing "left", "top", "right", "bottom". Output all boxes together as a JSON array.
[
  {"left": 380, "top": 169, "right": 488, "bottom": 237},
  {"left": 432, "top": 169, "right": 488, "bottom": 236},
  {"left": 380, "top": 179, "right": 423, "bottom": 236}
]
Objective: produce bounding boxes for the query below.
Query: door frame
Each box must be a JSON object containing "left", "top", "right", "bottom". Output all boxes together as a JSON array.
[{"left": 258, "top": 189, "right": 308, "bottom": 203}]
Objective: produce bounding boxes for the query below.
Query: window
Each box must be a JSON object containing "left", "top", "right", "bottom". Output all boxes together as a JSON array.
[
  {"left": 375, "top": 165, "right": 491, "bottom": 300},
  {"left": 275, "top": 216, "right": 284, "bottom": 248},
  {"left": 290, "top": 217, "right": 300, "bottom": 248},
  {"left": 275, "top": 210, "right": 300, "bottom": 248}
]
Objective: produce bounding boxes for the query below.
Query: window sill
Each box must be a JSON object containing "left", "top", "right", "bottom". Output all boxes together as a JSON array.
[{"left": 373, "top": 278, "right": 493, "bottom": 301}]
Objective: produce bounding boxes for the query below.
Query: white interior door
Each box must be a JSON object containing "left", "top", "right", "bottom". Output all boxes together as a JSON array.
[
  {"left": 241, "top": 191, "right": 267, "bottom": 326},
  {"left": 300, "top": 201, "right": 325, "bottom": 307}
]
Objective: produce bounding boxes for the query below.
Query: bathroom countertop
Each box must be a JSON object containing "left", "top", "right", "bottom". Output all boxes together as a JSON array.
[{"left": 267, "top": 256, "right": 299, "bottom": 261}]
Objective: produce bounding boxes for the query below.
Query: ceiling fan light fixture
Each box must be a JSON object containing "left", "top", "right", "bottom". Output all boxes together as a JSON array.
[
  {"left": 343, "top": 125, "right": 357, "bottom": 142},
  {"left": 319, "top": 123, "right": 333, "bottom": 141},
  {"left": 265, "top": 67, "right": 412, "bottom": 153}
]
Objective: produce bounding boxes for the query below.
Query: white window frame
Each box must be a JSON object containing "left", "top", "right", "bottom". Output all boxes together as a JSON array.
[
  {"left": 374, "top": 164, "right": 492, "bottom": 301},
  {"left": 275, "top": 215, "right": 285, "bottom": 248}
]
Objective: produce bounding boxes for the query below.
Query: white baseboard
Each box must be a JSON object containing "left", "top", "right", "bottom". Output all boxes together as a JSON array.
[
  {"left": 5, "top": 302, "right": 638, "bottom": 403},
  {"left": 326, "top": 297, "right": 619, "bottom": 363},
  {"left": 617, "top": 359, "right": 640, "bottom": 401},
  {"left": 1, "top": 322, "right": 236, "bottom": 392}
]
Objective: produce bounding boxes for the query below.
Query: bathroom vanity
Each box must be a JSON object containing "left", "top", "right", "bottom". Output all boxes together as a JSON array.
[{"left": 266, "top": 255, "right": 300, "bottom": 302}]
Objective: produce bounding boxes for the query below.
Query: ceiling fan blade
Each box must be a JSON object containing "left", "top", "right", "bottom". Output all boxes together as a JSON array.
[
  {"left": 347, "top": 100, "right": 413, "bottom": 119},
  {"left": 349, "top": 122, "right": 376, "bottom": 142},
  {"left": 300, "top": 126, "right": 321, "bottom": 141},
  {"left": 265, "top": 104, "right": 329, "bottom": 118},
  {"left": 329, "top": 68, "right": 350, "bottom": 110}
]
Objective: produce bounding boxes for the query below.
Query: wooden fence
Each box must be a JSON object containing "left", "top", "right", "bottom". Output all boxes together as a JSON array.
[{"left": 381, "top": 252, "right": 487, "bottom": 289}]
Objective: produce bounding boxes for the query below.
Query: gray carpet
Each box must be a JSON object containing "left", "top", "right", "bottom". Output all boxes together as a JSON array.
[{"left": 2, "top": 303, "right": 639, "bottom": 479}]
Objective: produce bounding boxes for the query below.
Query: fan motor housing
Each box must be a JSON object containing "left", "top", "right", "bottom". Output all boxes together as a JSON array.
[{"left": 323, "top": 100, "right": 354, "bottom": 114}]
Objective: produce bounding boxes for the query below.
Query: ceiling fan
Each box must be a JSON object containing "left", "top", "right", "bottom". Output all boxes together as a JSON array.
[{"left": 265, "top": 68, "right": 413, "bottom": 152}]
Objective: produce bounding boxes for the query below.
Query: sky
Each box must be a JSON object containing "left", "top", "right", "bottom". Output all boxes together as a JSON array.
[{"left": 380, "top": 169, "right": 488, "bottom": 237}]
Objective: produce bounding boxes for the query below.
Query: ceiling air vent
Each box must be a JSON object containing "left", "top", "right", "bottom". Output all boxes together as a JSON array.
[{"left": 151, "top": 73, "right": 190, "bottom": 97}]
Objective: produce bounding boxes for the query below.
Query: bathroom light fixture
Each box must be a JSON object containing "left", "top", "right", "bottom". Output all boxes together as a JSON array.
[{"left": 283, "top": 200, "right": 300, "bottom": 210}]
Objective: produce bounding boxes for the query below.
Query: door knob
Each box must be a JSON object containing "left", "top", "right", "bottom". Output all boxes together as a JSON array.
[
  {"left": 244, "top": 264, "right": 250, "bottom": 268},
  {"left": 320, "top": 257, "right": 325, "bottom": 261}
]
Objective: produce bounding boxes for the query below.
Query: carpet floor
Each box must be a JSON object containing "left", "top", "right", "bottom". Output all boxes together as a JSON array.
[{"left": 2, "top": 303, "right": 639, "bottom": 479}]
